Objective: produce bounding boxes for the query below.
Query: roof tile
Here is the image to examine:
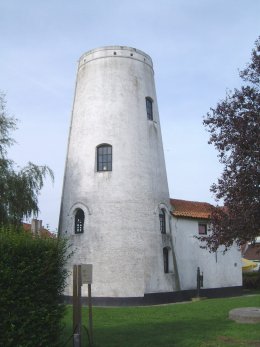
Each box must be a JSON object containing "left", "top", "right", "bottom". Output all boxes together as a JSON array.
[
  {"left": 170, "top": 198, "right": 213, "bottom": 219},
  {"left": 243, "top": 244, "right": 260, "bottom": 261}
]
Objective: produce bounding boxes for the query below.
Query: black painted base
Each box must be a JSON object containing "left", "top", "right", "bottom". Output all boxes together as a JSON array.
[{"left": 63, "top": 286, "right": 243, "bottom": 306}]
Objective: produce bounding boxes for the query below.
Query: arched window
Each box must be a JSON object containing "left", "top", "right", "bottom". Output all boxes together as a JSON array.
[
  {"left": 146, "top": 97, "right": 153, "bottom": 121},
  {"left": 97, "top": 144, "right": 112, "bottom": 171},
  {"left": 75, "top": 209, "right": 85, "bottom": 234},
  {"left": 159, "top": 209, "right": 166, "bottom": 234},
  {"left": 163, "top": 247, "right": 169, "bottom": 273}
]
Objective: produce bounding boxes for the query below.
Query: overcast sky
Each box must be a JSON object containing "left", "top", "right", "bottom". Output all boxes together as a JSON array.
[{"left": 0, "top": 0, "right": 259, "bottom": 231}]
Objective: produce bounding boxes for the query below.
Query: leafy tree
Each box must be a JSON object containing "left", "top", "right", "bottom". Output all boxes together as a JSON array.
[
  {"left": 200, "top": 37, "right": 260, "bottom": 252},
  {"left": 0, "top": 226, "right": 70, "bottom": 347},
  {"left": 0, "top": 92, "right": 54, "bottom": 227}
]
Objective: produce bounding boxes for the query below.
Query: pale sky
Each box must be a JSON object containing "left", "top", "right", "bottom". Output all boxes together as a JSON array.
[{"left": 0, "top": 0, "right": 259, "bottom": 231}]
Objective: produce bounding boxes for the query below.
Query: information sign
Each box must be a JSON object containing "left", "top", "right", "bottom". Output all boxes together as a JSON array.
[{"left": 81, "top": 264, "right": 93, "bottom": 284}]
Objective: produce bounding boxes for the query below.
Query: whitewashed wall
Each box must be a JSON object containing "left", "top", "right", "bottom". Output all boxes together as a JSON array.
[
  {"left": 59, "top": 46, "right": 173, "bottom": 297},
  {"left": 171, "top": 216, "right": 242, "bottom": 290}
]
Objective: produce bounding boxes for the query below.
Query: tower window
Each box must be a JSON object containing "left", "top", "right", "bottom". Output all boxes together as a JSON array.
[
  {"left": 146, "top": 97, "right": 153, "bottom": 120},
  {"left": 159, "top": 209, "right": 166, "bottom": 234},
  {"left": 75, "top": 209, "right": 85, "bottom": 234},
  {"left": 97, "top": 144, "right": 112, "bottom": 171},
  {"left": 163, "top": 247, "right": 169, "bottom": 273}
]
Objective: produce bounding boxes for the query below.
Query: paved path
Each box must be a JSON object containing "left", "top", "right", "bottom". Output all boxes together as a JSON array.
[{"left": 229, "top": 307, "right": 260, "bottom": 323}]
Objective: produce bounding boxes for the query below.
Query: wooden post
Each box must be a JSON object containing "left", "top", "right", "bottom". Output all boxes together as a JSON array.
[
  {"left": 73, "top": 265, "right": 82, "bottom": 347},
  {"left": 78, "top": 265, "right": 82, "bottom": 345},
  {"left": 197, "top": 267, "right": 200, "bottom": 298},
  {"left": 74, "top": 264, "right": 93, "bottom": 347},
  {"left": 88, "top": 283, "right": 93, "bottom": 347},
  {"left": 73, "top": 265, "right": 78, "bottom": 333}
]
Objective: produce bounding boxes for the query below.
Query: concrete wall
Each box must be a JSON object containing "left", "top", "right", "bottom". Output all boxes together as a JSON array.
[
  {"left": 59, "top": 46, "right": 174, "bottom": 297},
  {"left": 171, "top": 216, "right": 242, "bottom": 290}
]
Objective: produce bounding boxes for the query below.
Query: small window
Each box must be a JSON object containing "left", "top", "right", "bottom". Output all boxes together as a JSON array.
[
  {"left": 97, "top": 144, "right": 112, "bottom": 172},
  {"left": 75, "top": 209, "right": 85, "bottom": 234},
  {"left": 163, "top": 247, "right": 169, "bottom": 273},
  {"left": 198, "top": 223, "right": 207, "bottom": 235},
  {"left": 159, "top": 209, "right": 166, "bottom": 234},
  {"left": 146, "top": 97, "right": 153, "bottom": 120}
]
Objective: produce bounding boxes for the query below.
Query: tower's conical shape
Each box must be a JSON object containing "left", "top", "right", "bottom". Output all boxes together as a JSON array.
[{"left": 59, "top": 46, "right": 176, "bottom": 300}]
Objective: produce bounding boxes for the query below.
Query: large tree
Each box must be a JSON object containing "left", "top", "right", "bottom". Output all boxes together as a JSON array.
[
  {"left": 0, "top": 92, "right": 53, "bottom": 227},
  {"left": 200, "top": 37, "right": 260, "bottom": 252}
]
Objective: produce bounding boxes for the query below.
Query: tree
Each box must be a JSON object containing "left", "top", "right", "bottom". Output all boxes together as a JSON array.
[
  {"left": 199, "top": 37, "right": 260, "bottom": 252},
  {"left": 0, "top": 92, "right": 54, "bottom": 227}
]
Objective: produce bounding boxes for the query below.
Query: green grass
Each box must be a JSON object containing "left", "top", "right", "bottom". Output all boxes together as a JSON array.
[{"left": 62, "top": 294, "right": 260, "bottom": 347}]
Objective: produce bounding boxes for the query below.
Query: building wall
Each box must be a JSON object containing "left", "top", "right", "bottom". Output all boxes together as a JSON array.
[
  {"left": 171, "top": 216, "right": 242, "bottom": 290},
  {"left": 59, "top": 46, "right": 173, "bottom": 297}
]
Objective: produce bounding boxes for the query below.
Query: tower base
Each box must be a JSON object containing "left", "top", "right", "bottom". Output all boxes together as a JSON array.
[{"left": 62, "top": 286, "right": 243, "bottom": 306}]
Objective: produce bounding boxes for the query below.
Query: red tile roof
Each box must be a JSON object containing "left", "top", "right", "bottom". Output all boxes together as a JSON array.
[
  {"left": 170, "top": 198, "right": 213, "bottom": 219},
  {"left": 23, "top": 223, "right": 31, "bottom": 232},
  {"left": 22, "top": 223, "right": 56, "bottom": 238},
  {"left": 243, "top": 244, "right": 260, "bottom": 261}
]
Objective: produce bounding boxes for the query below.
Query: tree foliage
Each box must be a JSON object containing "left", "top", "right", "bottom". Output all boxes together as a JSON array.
[
  {"left": 0, "top": 93, "right": 54, "bottom": 227},
  {"left": 0, "top": 227, "right": 69, "bottom": 347},
  {"left": 200, "top": 37, "right": 260, "bottom": 252}
]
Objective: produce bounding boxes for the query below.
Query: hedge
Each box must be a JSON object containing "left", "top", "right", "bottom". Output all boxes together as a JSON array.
[
  {"left": 0, "top": 227, "right": 70, "bottom": 347},
  {"left": 243, "top": 271, "right": 260, "bottom": 290}
]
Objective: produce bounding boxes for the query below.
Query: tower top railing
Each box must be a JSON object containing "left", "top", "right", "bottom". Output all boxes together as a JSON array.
[{"left": 78, "top": 46, "right": 153, "bottom": 69}]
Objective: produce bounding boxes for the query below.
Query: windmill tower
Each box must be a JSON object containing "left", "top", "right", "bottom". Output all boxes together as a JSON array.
[{"left": 59, "top": 46, "right": 178, "bottom": 301}]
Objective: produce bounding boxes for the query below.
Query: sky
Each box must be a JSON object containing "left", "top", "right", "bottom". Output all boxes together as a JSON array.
[{"left": 0, "top": 0, "right": 259, "bottom": 231}]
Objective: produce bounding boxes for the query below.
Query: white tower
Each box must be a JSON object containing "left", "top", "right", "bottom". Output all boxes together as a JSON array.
[{"left": 59, "top": 46, "right": 177, "bottom": 301}]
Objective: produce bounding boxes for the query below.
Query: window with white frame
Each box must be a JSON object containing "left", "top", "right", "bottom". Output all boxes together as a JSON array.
[{"left": 97, "top": 144, "right": 112, "bottom": 171}]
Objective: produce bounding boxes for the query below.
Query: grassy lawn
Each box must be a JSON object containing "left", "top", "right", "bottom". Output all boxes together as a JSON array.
[{"left": 62, "top": 294, "right": 260, "bottom": 347}]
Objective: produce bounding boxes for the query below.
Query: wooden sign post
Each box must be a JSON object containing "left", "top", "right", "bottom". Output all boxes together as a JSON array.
[
  {"left": 73, "top": 264, "right": 82, "bottom": 347},
  {"left": 73, "top": 264, "right": 93, "bottom": 347},
  {"left": 81, "top": 264, "right": 93, "bottom": 347}
]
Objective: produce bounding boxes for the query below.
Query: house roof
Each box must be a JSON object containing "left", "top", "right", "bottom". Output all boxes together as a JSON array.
[
  {"left": 242, "top": 244, "right": 260, "bottom": 261},
  {"left": 23, "top": 223, "right": 56, "bottom": 238},
  {"left": 170, "top": 198, "right": 213, "bottom": 220}
]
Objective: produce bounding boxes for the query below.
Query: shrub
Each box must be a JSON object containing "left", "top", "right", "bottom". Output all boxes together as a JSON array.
[
  {"left": 0, "top": 227, "right": 70, "bottom": 347},
  {"left": 243, "top": 271, "right": 260, "bottom": 290}
]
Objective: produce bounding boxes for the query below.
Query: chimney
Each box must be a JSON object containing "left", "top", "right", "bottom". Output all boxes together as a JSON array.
[{"left": 31, "top": 219, "right": 42, "bottom": 235}]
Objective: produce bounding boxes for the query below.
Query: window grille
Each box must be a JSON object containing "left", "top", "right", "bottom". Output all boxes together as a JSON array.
[
  {"left": 159, "top": 209, "right": 166, "bottom": 234},
  {"left": 146, "top": 97, "right": 153, "bottom": 120},
  {"left": 163, "top": 247, "right": 169, "bottom": 273},
  {"left": 75, "top": 209, "right": 85, "bottom": 234},
  {"left": 97, "top": 144, "right": 112, "bottom": 171}
]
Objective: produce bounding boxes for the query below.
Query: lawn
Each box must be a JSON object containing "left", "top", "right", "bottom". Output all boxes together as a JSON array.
[{"left": 62, "top": 294, "right": 260, "bottom": 347}]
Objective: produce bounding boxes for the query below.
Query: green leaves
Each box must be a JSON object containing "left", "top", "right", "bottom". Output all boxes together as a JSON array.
[
  {"left": 0, "top": 227, "right": 70, "bottom": 347},
  {"left": 0, "top": 94, "right": 54, "bottom": 227},
  {"left": 201, "top": 37, "right": 260, "bottom": 251},
  {"left": 0, "top": 92, "right": 17, "bottom": 158}
]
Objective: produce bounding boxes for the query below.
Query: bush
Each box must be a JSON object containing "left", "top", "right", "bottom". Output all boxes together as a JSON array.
[
  {"left": 243, "top": 271, "right": 260, "bottom": 290},
  {"left": 0, "top": 227, "right": 70, "bottom": 347}
]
